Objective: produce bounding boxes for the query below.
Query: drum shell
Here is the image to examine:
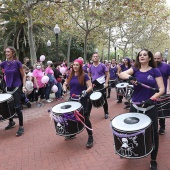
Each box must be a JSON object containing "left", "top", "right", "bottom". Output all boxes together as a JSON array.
[
  {"left": 90, "top": 92, "right": 105, "bottom": 108},
  {"left": 0, "top": 94, "right": 16, "bottom": 121},
  {"left": 53, "top": 105, "right": 85, "bottom": 136},
  {"left": 157, "top": 94, "right": 170, "bottom": 118},
  {"left": 116, "top": 83, "right": 129, "bottom": 96},
  {"left": 111, "top": 113, "right": 153, "bottom": 159},
  {"left": 109, "top": 79, "right": 118, "bottom": 88}
]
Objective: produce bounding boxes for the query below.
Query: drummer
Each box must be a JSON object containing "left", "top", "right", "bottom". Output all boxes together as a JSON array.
[
  {"left": 0, "top": 46, "right": 26, "bottom": 136},
  {"left": 117, "top": 57, "right": 132, "bottom": 104},
  {"left": 119, "top": 49, "right": 164, "bottom": 170},
  {"left": 107, "top": 58, "right": 118, "bottom": 99},
  {"left": 154, "top": 52, "right": 170, "bottom": 135},
  {"left": 63, "top": 59, "right": 93, "bottom": 148},
  {"left": 88, "top": 52, "right": 110, "bottom": 119}
]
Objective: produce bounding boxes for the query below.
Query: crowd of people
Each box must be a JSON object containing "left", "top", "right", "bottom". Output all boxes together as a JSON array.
[{"left": 1, "top": 46, "right": 170, "bottom": 170}]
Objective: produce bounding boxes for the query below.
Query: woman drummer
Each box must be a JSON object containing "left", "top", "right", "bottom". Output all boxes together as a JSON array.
[
  {"left": 63, "top": 59, "right": 93, "bottom": 148},
  {"left": 0, "top": 46, "right": 26, "bottom": 136},
  {"left": 119, "top": 49, "right": 164, "bottom": 170}
]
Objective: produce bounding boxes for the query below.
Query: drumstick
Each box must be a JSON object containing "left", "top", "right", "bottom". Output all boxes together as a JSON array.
[{"left": 137, "top": 81, "right": 159, "bottom": 93}]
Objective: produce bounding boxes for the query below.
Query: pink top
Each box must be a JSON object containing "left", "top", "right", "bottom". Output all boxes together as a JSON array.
[
  {"left": 45, "top": 67, "right": 54, "bottom": 75},
  {"left": 33, "top": 69, "right": 44, "bottom": 88}
]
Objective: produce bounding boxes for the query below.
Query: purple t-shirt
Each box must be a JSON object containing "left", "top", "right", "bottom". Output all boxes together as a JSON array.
[
  {"left": 120, "top": 64, "right": 131, "bottom": 72},
  {"left": 69, "top": 74, "right": 89, "bottom": 96},
  {"left": 89, "top": 63, "right": 108, "bottom": 82},
  {"left": 109, "top": 65, "right": 118, "bottom": 79},
  {"left": 0, "top": 60, "right": 22, "bottom": 87},
  {"left": 157, "top": 62, "right": 170, "bottom": 91},
  {"left": 132, "top": 67, "right": 162, "bottom": 102}
]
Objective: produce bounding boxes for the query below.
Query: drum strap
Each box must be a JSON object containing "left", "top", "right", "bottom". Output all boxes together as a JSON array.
[
  {"left": 6, "top": 87, "right": 19, "bottom": 94},
  {"left": 132, "top": 104, "right": 155, "bottom": 114}
]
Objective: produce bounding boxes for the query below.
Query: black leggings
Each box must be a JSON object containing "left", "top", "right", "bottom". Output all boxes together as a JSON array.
[
  {"left": 130, "top": 105, "right": 159, "bottom": 160},
  {"left": 80, "top": 96, "right": 93, "bottom": 136},
  {"left": 8, "top": 87, "right": 23, "bottom": 126}
]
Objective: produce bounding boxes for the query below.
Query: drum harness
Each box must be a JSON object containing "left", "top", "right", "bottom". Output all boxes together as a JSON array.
[{"left": 6, "top": 87, "right": 19, "bottom": 95}]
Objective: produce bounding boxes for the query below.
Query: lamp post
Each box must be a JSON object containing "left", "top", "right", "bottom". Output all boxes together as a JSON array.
[
  {"left": 47, "top": 40, "right": 51, "bottom": 58},
  {"left": 54, "top": 24, "right": 60, "bottom": 61},
  {"left": 114, "top": 43, "right": 117, "bottom": 61}
]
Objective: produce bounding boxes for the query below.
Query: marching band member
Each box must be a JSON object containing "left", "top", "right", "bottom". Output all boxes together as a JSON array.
[
  {"left": 154, "top": 52, "right": 170, "bottom": 135},
  {"left": 63, "top": 59, "right": 93, "bottom": 148},
  {"left": 107, "top": 58, "right": 118, "bottom": 98},
  {"left": 88, "top": 52, "right": 110, "bottom": 119},
  {"left": 119, "top": 49, "right": 164, "bottom": 170},
  {"left": 117, "top": 57, "right": 132, "bottom": 103},
  {"left": 0, "top": 46, "right": 26, "bottom": 136}
]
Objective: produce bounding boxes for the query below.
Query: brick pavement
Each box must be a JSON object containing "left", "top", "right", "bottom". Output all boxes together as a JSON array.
[{"left": 0, "top": 89, "right": 170, "bottom": 170}]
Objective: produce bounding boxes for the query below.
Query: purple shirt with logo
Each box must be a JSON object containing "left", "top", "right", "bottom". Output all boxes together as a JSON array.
[
  {"left": 89, "top": 63, "right": 108, "bottom": 82},
  {"left": 132, "top": 67, "right": 162, "bottom": 102},
  {"left": 0, "top": 60, "right": 22, "bottom": 87},
  {"left": 69, "top": 74, "right": 89, "bottom": 96},
  {"left": 157, "top": 62, "right": 170, "bottom": 91}
]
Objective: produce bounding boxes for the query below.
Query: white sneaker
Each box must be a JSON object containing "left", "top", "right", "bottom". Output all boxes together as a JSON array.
[
  {"left": 46, "top": 99, "right": 52, "bottom": 103},
  {"left": 49, "top": 98, "right": 53, "bottom": 102}
]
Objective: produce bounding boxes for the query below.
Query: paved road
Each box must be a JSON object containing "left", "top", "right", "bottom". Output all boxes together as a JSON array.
[{"left": 0, "top": 90, "right": 170, "bottom": 170}]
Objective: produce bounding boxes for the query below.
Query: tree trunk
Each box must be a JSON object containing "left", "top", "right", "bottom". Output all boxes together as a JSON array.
[
  {"left": 25, "top": 6, "right": 37, "bottom": 66},
  {"left": 108, "top": 27, "right": 111, "bottom": 61},
  {"left": 67, "top": 37, "right": 72, "bottom": 65}
]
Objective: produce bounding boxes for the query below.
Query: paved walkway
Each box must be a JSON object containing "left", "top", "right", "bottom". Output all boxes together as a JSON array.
[{"left": 0, "top": 89, "right": 170, "bottom": 170}]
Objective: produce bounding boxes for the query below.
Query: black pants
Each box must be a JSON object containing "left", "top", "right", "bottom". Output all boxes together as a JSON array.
[
  {"left": 8, "top": 87, "right": 23, "bottom": 126},
  {"left": 80, "top": 96, "right": 93, "bottom": 136},
  {"left": 159, "top": 118, "right": 165, "bottom": 129},
  {"left": 34, "top": 87, "right": 45, "bottom": 101},
  {"left": 130, "top": 105, "right": 159, "bottom": 160}
]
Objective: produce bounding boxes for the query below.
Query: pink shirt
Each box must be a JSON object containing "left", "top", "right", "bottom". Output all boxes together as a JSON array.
[
  {"left": 33, "top": 69, "right": 44, "bottom": 88},
  {"left": 45, "top": 67, "right": 54, "bottom": 75}
]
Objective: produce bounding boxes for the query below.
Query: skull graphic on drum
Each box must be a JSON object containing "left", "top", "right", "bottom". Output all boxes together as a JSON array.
[
  {"left": 112, "top": 113, "right": 153, "bottom": 159},
  {"left": 117, "top": 137, "right": 138, "bottom": 157}
]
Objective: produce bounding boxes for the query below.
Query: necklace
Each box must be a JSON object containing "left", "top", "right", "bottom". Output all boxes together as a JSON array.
[{"left": 7, "top": 60, "right": 15, "bottom": 65}]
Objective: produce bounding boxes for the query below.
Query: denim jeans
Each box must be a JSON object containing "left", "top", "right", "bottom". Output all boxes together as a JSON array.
[
  {"left": 45, "top": 82, "right": 53, "bottom": 100},
  {"left": 55, "top": 82, "right": 62, "bottom": 99}
]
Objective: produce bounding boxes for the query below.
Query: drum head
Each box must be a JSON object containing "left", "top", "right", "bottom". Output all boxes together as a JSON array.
[
  {"left": 52, "top": 101, "right": 82, "bottom": 114},
  {"left": 90, "top": 92, "right": 102, "bottom": 100},
  {"left": 0, "top": 93, "right": 12, "bottom": 102},
  {"left": 116, "top": 83, "right": 129, "bottom": 88},
  {"left": 112, "top": 113, "right": 151, "bottom": 132}
]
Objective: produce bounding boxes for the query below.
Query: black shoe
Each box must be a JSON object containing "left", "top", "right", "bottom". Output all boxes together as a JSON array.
[
  {"left": 159, "top": 128, "right": 165, "bottom": 135},
  {"left": 105, "top": 114, "right": 108, "bottom": 119},
  {"left": 150, "top": 160, "right": 157, "bottom": 170},
  {"left": 5, "top": 121, "right": 16, "bottom": 130},
  {"left": 117, "top": 100, "right": 122, "bottom": 103},
  {"left": 86, "top": 135, "right": 93, "bottom": 148},
  {"left": 65, "top": 135, "right": 76, "bottom": 141},
  {"left": 124, "top": 102, "right": 129, "bottom": 105},
  {"left": 16, "top": 127, "right": 24, "bottom": 136},
  {"left": 124, "top": 105, "right": 130, "bottom": 109},
  {"left": 107, "top": 95, "right": 110, "bottom": 99}
]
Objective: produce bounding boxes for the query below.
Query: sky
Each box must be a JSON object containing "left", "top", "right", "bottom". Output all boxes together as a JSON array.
[{"left": 166, "top": 0, "right": 170, "bottom": 6}]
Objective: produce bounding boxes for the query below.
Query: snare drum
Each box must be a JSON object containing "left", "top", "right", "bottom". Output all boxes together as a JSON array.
[
  {"left": 116, "top": 83, "right": 129, "bottom": 96},
  {"left": 109, "top": 79, "right": 118, "bottom": 88},
  {"left": 111, "top": 113, "right": 153, "bottom": 158},
  {"left": 157, "top": 94, "right": 170, "bottom": 118},
  {"left": 52, "top": 101, "right": 85, "bottom": 136},
  {"left": 0, "top": 94, "right": 16, "bottom": 121},
  {"left": 90, "top": 91, "right": 104, "bottom": 108},
  {"left": 125, "top": 85, "right": 134, "bottom": 100}
]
